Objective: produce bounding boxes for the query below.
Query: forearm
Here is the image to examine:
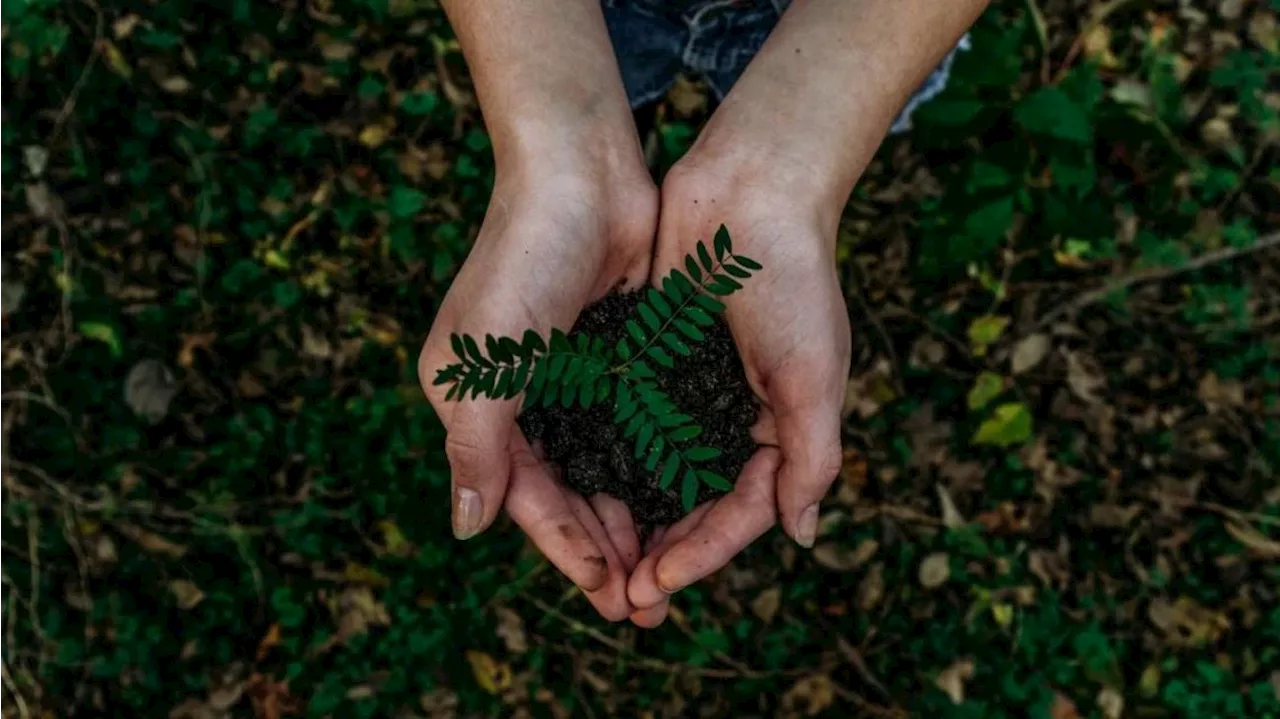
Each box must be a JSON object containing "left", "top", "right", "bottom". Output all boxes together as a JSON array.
[
  {"left": 441, "top": 0, "right": 642, "bottom": 174},
  {"left": 686, "top": 0, "right": 988, "bottom": 221}
]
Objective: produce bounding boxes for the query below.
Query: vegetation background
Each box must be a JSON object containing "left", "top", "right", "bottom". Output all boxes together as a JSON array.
[{"left": 2, "top": 0, "right": 1278, "bottom": 717}]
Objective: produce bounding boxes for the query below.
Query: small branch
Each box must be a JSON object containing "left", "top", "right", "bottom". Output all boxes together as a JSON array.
[
  {"left": 1034, "top": 231, "right": 1280, "bottom": 330},
  {"left": 624, "top": 254, "right": 731, "bottom": 370}
]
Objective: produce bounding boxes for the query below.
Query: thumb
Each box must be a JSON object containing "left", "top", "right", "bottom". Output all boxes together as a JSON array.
[
  {"left": 773, "top": 376, "right": 844, "bottom": 549},
  {"left": 442, "top": 398, "right": 516, "bottom": 539}
]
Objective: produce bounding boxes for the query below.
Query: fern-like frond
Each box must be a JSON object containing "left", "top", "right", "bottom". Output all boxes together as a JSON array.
[
  {"left": 615, "top": 225, "right": 760, "bottom": 372},
  {"left": 434, "top": 327, "right": 614, "bottom": 409}
]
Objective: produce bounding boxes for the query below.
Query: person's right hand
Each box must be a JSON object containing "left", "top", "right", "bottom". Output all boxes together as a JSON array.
[{"left": 417, "top": 149, "right": 656, "bottom": 621}]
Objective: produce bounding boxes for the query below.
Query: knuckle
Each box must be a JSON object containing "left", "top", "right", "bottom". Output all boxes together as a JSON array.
[
  {"left": 444, "top": 431, "right": 492, "bottom": 474},
  {"left": 818, "top": 444, "right": 844, "bottom": 483}
]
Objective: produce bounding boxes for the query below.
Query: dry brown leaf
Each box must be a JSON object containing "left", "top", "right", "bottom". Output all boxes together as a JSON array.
[
  {"left": 1148, "top": 596, "right": 1231, "bottom": 648},
  {"left": 1097, "top": 687, "right": 1124, "bottom": 719},
  {"left": 1011, "top": 333, "right": 1051, "bottom": 375},
  {"left": 159, "top": 75, "right": 193, "bottom": 94},
  {"left": 919, "top": 552, "right": 951, "bottom": 589},
  {"left": 781, "top": 674, "right": 835, "bottom": 717},
  {"left": 495, "top": 606, "right": 528, "bottom": 654},
  {"left": 178, "top": 332, "right": 217, "bottom": 369},
  {"left": 358, "top": 123, "right": 391, "bottom": 148},
  {"left": 1197, "top": 372, "right": 1245, "bottom": 410},
  {"left": 117, "top": 523, "right": 188, "bottom": 558},
  {"left": 856, "top": 562, "right": 885, "bottom": 611},
  {"left": 112, "top": 14, "right": 141, "bottom": 39},
  {"left": 1225, "top": 521, "right": 1280, "bottom": 558},
  {"left": 1051, "top": 691, "right": 1082, "bottom": 719},
  {"left": 751, "top": 586, "right": 783, "bottom": 624},
  {"left": 169, "top": 579, "right": 205, "bottom": 610},
  {"left": 125, "top": 359, "right": 181, "bottom": 425},
  {"left": 256, "top": 623, "right": 282, "bottom": 662},
  {"left": 934, "top": 658, "right": 975, "bottom": 704},
  {"left": 813, "top": 539, "right": 878, "bottom": 572},
  {"left": 1066, "top": 351, "right": 1106, "bottom": 404},
  {"left": 936, "top": 483, "right": 966, "bottom": 528},
  {"left": 667, "top": 75, "right": 707, "bottom": 118},
  {"left": 465, "top": 651, "right": 511, "bottom": 695}
]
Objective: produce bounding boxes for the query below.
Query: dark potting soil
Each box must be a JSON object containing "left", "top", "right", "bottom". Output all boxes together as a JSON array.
[{"left": 518, "top": 292, "right": 759, "bottom": 525}]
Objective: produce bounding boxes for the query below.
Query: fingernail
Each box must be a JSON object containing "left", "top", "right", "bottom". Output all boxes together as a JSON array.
[
  {"left": 453, "top": 487, "right": 482, "bottom": 540},
  {"left": 795, "top": 504, "right": 818, "bottom": 548}
]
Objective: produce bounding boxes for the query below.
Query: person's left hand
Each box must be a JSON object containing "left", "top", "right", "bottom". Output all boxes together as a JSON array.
[{"left": 624, "top": 156, "right": 853, "bottom": 627}]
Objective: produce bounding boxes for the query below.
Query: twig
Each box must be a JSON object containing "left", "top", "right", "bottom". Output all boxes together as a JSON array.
[
  {"left": 1034, "top": 231, "right": 1280, "bottom": 330},
  {"left": 47, "top": 0, "right": 105, "bottom": 145},
  {"left": 2, "top": 662, "right": 33, "bottom": 719},
  {"left": 836, "top": 637, "right": 890, "bottom": 697}
]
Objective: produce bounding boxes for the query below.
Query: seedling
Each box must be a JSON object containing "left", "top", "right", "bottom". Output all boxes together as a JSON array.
[{"left": 433, "top": 226, "right": 760, "bottom": 511}]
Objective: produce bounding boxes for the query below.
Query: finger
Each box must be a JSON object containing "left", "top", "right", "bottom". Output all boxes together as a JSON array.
[
  {"left": 505, "top": 437, "right": 609, "bottom": 592},
  {"left": 629, "top": 600, "right": 669, "bottom": 629},
  {"left": 590, "top": 494, "right": 641, "bottom": 573},
  {"left": 750, "top": 408, "right": 778, "bottom": 446},
  {"left": 438, "top": 399, "right": 518, "bottom": 539},
  {"left": 654, "top": 448, "right": 780, "bottom": 593},
  {"left": 627, "top": 502, "right": 716, "bottom": 609},
  {"left": 773, "top": 380, "right": 844, "bottom": 549},
  {"left": 567, "top": 494, "right": 633, "bottom": 622}
]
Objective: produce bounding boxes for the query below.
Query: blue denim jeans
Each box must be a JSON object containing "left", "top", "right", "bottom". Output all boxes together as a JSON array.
[{"left": 602, "top": 0, "right": 969, "bottom": 134}]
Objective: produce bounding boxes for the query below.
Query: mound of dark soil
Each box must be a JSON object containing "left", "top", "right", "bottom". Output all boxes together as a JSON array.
[{"left": 518, "top": 292, "right": 759, "bottom": 525}]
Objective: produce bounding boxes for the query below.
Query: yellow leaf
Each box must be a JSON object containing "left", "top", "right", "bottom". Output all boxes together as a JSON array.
[
  {"left": 359, "top": 124, "right": 390, "bottom": 148},
  {"left": 972, "top": 402, "right": 1034, "bottom": 447},
  {"left": 991, "top": 603, "right": 1014, "bottom": 628},
  {"left": 967, "top": 371, "right": 1005, "bottom": 411},
  {"left": 168, "top": 579, "right": 205, "bottom": 610},
  {"left": 263, "top": 249, "right": 291, "bottom": 271},
  {"left": 98, "top": 40, "right": 132, "bottom": 79},
  {"left": 465, "top": 650, "right": 511, "bottom": 694},
  {"left": 1138, "top": 664, "right": 1161, "bottom": 697},
  {"left": 935, "top": 659, "right": 975, "bottom": 704},
  {"left": 78, "top": 321, "right": 123, "bottom": 358},
  {"left": 967, "top": 315, "right": 1009, "bottom": 357},
  {"left": 342, "top": 562, "right": 390, "bottom": 588},
  {"left": 375, "top": 520, "right": 411, "bottom": 557}
]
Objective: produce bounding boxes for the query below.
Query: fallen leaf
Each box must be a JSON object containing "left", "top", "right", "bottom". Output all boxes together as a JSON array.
[
  {"left": 159, "top": 75, "right": 193, "bottom": 94},
  {"left": 856, "top": 562, "right": 885, "bottom": 611},
  {"left": 967, "top": 371, "right": 1005, "bottom": 411},
  {"left": 23, "top": 145, "right": 48, "bottom": 178},
  {"left": 80, "top": 321, "right": 123, "bottom": 357},
  {"left": 317, "top": 34, "right": 356, "bottom": 60},
  {"left": 1090, "top": 503, "right": 1141, "bottom": 528},
  {"left": 991, "top": 603, "right": 1015, "bottom": 628},
  {"left": 375, "top": 519, "right": 412, "bottom": 557},
  {"left": 465, "top": 650, "right": 511, "bottom": 695},
  {"left": 934, "top": 658, "right": 975, "bottom": 704},
  {"left": 1148, "top": 596, "right": 1230, "bottom": 648},
  {"left": 1097, "top": 687, "right": 1124, "bottom": 719},
  {"left": 255, "top": 623, "right": 281, "bottom": 662},
  {"left": 98, "top": 39, "right": 133, "bottom": 79},
  {"left": 1051, "top": 691, "right": 1082, "bottom": 719},
  {"left": 246, "top": 672, "right": 301, "bottom": 719},
  {"left": 972, "top": 402, "right": 1034, "bottom": 447},
  {"left": 168, "top": 579, "right": 205, "bottom": 610},
  {"left": 751, "top": 586, "right": 783, "bottom": 624},
  {"left": 178, "top": 332, "right": 217, "bottom": 369},
  {"left": 919, "top": 552, "right": 951, "bottom": 589},
  {"left": 1197, "top": 372, "right": 1245, "bottom": 410},
  {"left": 1082, "top": 23, "right": 1120, "bottom": 68},
  {"left": 1065, "top": 351, "right": 1106, "bottom": 404},
  {"left": 838, "top": 448, "right": 868, "bottom": 491},
  {"left": 209, "top": 681, "right": 246, "bottom": 711},
  {"left": 1011, "top": 333, "right": 1051, "bottom": 374},
  {"left": 967, "top": 315, "right": 1009, "bottom": 357},
  {"left": 495, "top": 606, "right": 528, "bottom": 654},
  {"left": 117, "top": 523, "right": 188, "bottom": 558},
  {"left": 112, "top": 14, "right": 141, "bottom": 39},
  {"left": 25, "top": 182, "right": 55, "bottom": 218},
  {"left": 125, "top": 359, "right": 181, "bottom": 425},
  {"left": 813, "top": 539, "right": 878, "bottom": 572},
  {"left": 781, "top": 674, "right": 835, "bottom": 717},
  {"left": 1225, "top": 521, "right": 1280, "bottom": 558},
  {"left": 935, "top": 483, "right": 966, "bottom": 529},
  {"left": 667, "top": 74, "right": 707, "bottom": 118},
  {"left": 358, "top": 123, "right": 390, "bottom": 148},
  {"left": 341, "top": 562, "right": 389, "bottom": 587}
]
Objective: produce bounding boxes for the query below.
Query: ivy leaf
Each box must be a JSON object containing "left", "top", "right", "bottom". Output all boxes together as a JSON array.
[
  {"left": 972, "top": 402, "right": 1034, "bottom": 447},
  {"left": 388, "top": 186, "right": 426, "bottom": 220},
  {"left": 1014, "top": 86, "right": 1092, "bottom": 144}
]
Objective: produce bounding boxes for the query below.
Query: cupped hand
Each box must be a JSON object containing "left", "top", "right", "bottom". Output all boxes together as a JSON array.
[
  {"left": 418, "top": 159, "right": 656, "bottom": 621},
  {"left": 625, "top": 161, "right": 852, "bottom": 626}
]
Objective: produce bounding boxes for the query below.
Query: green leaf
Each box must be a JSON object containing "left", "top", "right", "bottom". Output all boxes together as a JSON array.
[
  {"left": 509, "top": 362, "right": 530, "bottom": 398},
  {"left": 494, "top": 367, "right": 513, "bottom": 397},
  {"left": 685, "top": 446, "right": 721, "bottom": 462},
  {"left": 685, "top": 256, "right": 702, "bottom": 283},
  {"left": 646, "top": 346, "right": 674, "bottom": 368},
  {"left": 559, "top": 381, "right": 575, "bottom": 408},
  {"left": 388, "top": 186, "right": 426, "bottom": 220},
  {"left": 680, "top": 469, "right": 699, "bottom": 511},
  {"left": 684, "top": 306, "right": 714, "bottom": 326},
  {"left": 967, "top": 315, "right": 1010, "bottom": 357},
  {"left": 713, "top": 225, "right": 732, "bottom": 259},
  {"left": 432, "top": 364, "right": 462, "bottom": 386},
  {"left": 673, "top": 319, "right": 706, "bottom": 342},
  {"left": 626, "top": 320, "right": 647, "bottom": 345},
  {"left": 693, "top": 294, "right": 726, "bottom": 314},
  {"left": 669, "top": 425, "right": 701, "bottom": 442},
  {"left": 967, "top": 371, "right": 1005, "bottom": 411},
  {"left": 450, "top": 333, "right": 467, "bottom": 362},
  {"left": 657, "top": 412, "right": 693, "bottom": 428},
  {"left": 485, "top": 334, "right": 510, "bottom": 363},
  {"left": 595, "top": 376, "right": 611, "bottom": 404},
  {"left": 660, "top": 333, "right": 691, "bottom": 356},
  {"left": 697, "top": 241, "right": 713, "bottom": 271},
  {"left": 972, "top": 402, "right": 1034, "bottom": 447},
  {"left": 630, "top": 361, "right": 656, "bottom": 380},
  {"left": 647, "top": 288, "right": 672, "bottom": 318},
  {"left": 724, "top": 264, "right": 751, "bottom": 279},
  {"left": 733, "top": 254, "right": 762, "bottom": 271},
  {"left": 623, "top": 412, "right": 645, "bottom": 438},
  {"left": 672, "top": 270, "right": 694, "bottom": 297},
  {"left": 522, "top": 329, "right": 546, "bottom": 354},
  {"left": 964, "top": 195, "right": 1016, "bottom": 246},
  {"left": 645, "top": 442, "right": 663, "bottom": 472},
  {"left": 698, "top": 470, "right": 732, "bottom": 492},
  {"left": 1014, "top": 86, "right": 1092, "bottom": 144},
  {"left": 638, "top": 303, "right": 660, "bottom": 332},
  {"left": 635, "top": 423, "right": 655, "bottom": 459},
  {"left": 616, "top": 337, "right": 632, "bottom": 361},
  {"left": 550, "top": 329, "right": 571, "bottom": 352},
  {"left": 578, "top": 378, "right": 595, "bottom": 409},
  {"left": 659, "top": 454, "right": 680, "bottom": 489},
  {"left": 499, "top": 336, "right": 523, "bottom": 360},
  {"left": 548, "top": 354, "right": 568, "bottom": 381},
  {"left": 562, "top": 356, "right": 585, "bottom": 385},
  {"left": 445, "top": 383, "right": 460, "bottom": 401},
  {"left": 463, "top": 335, "right": 488, "bottom": 366}
]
